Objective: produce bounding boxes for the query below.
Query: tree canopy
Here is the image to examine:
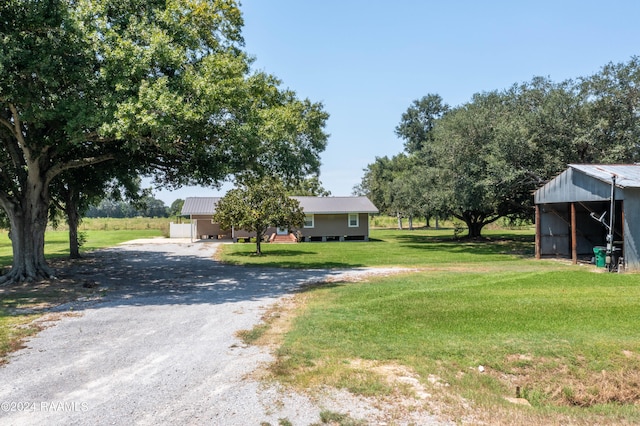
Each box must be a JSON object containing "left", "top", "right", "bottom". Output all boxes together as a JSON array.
[
  {"left": 358, "top": 57, "right": 640, "bottom": 238},
  {"left": 0, "top": 0, "right": 328, "bottom": 283},
  {"left": 212, "top": 178, "right": 305, "bottom": 255}
]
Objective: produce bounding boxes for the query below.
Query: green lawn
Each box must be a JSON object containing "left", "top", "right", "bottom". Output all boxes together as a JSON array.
[
  {"left": 0, "top": 229, "right": 164, "bottom": 267},
  {"left": 227, "top": 228, "right": 640, "bottom": 424},
  {"left": 2, "top": 224, "right": 639, "bottom": 423},
  {"left": 218, "top": 228, "right": 538, "bottom": 269}
]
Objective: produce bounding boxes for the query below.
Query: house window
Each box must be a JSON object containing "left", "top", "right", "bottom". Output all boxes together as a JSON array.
[
  {"left": 304, "top": 214, "right": 314, "bottom": 228},
  {"left": 348, "top": 213, "right": 359, "bottom": 227}
]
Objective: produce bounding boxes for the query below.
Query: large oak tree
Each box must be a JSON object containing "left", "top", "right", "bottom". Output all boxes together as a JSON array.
[
  {"left": 359, "top": 57, "right": 640, "bottom": 239},
  {"left": 0, "top": 0, "right": 328, "bottom": 283}
]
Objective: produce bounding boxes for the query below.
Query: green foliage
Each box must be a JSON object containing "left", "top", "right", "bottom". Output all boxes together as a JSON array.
[
  {"left": 77, "top": 231, "right": 87, "bottom": 249},
  {"left": 359, "top": 57, "right": 640, "bottom": 239},
  {"left": 0, "top": 0, "right": 328, "bottom": 282},
  {"left": 85, "top": 197, "right": 169, "bottom": 218},
  {"left": 287, "top": 175, "right": 331, "bottom": 196},
  {"left": 395, "top": 93, "right": 449, "bottom": 153},
  {"left": 169, "top": 199, "right": 184, "bottom": 217},
  {"left": 213, "top": 177, "right": 305, "bottom": 254}
]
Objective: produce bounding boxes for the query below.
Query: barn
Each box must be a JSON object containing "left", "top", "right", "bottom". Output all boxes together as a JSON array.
[{"left": 534, "top": 164, "right": 640, "bottom": 271}]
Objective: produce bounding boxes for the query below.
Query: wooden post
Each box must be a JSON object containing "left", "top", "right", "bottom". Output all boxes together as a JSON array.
[
  {"left": 535, "top": 205, "right": 541, "bottom": 259},
  {"left": 571, "top": 202, "right": 577, "bottom": 264}
]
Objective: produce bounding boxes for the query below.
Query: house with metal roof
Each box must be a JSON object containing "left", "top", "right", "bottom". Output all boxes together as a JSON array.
[
  {"left": 533, "top": 164, "right": 640, "bottom": 271},
  {"left": 178, "top": 196, "right": 379, "bottom": 242}
]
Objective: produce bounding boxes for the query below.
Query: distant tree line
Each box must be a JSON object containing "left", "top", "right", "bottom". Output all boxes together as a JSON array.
[
  {"left": 356, "top": 57, "right": 640, "bottom": 238},
  {"left": 84, "top": 197, "right": 185, "bottom": 218}
]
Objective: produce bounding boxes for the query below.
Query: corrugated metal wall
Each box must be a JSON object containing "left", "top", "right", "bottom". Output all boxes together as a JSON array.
[
  {"left": 535, "top": 168, "right": 624, "bottom": 204},
  {"left": 623, "top": 188, "right": 640, "bottom": 269},
  {"left": 535, "top": 167, "right": 639, "bottom": 271}
]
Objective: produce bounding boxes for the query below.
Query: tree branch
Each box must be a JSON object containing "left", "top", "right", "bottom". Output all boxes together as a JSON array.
[
  {"left": 2, "top": 104, "right": 28, "bottom": 172},
  {"left": 45, "top": 153, "right": 116, "bottom": 185},
  {"left": 8, "top": 103, "right": 28, "bottom": 154},
  {"left": 0, "top": 116, "right": 13, "bottom": 133}
]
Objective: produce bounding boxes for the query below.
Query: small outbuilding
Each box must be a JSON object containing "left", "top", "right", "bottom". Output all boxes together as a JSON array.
[{"left": 534, "top": 164, "right": 640, "bottom": 271}]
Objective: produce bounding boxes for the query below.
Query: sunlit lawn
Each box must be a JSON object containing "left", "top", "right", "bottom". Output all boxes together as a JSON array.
[
  {"left": 269, "top": 268, "right": 640, "bottom": 424},
  {"left": 0, "top": 229, "right": 164, "bottom": 267},
  {"left": 225, "top": 227, "right": 640, "bottom": 424},
  {"left": 2, "top": 223, "right": 640, "bottom": 423},
  {"left": 218, "top": 227, "right": 538, "bottom": 269}
]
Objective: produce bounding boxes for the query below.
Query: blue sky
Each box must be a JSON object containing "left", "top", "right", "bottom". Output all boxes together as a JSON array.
[{"left": 153, "top": 0, "right": 640, "bottom": 204}]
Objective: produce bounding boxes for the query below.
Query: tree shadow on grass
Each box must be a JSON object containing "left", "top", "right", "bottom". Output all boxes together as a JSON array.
[
  {"left": 393, "top": 233, "right": 535, "bottom": 258},
  {"left": 223, "top": 249, "right": 362, "bottom": 269},
  {"left": 225, "top": 249, "right": 319, "bottom": 258},
  {"left": 222, "top": 246, "right": 367, "bottom": 269},
  {"left": 0, "top": 243, "right": 369, "bottom": 314}
]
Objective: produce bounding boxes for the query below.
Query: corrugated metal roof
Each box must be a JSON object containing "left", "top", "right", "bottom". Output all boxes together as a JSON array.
[
  {"left": 181, "top": 197, "right": 220, "bottom": 215},
  {"left": 534, "top": 164, "right": 640, "bottom": 204},
  {"left": 569, "top": 164, "right": 640, "bottom": 188},
  {"left": 180, "top": 196, "right": 379, "bottom": 215},
  {"left": 292, "top": 196, "right": 379, "bottom": 214}
]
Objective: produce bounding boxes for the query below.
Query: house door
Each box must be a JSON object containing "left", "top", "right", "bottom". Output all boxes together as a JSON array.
[{"left": 276, "top": 227, "right": 289, "bottom": 235}]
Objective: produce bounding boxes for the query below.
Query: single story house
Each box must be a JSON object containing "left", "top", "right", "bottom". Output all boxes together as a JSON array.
[
  {"left": 177, "top": 196, "right": 379, "bottom": 242},
  {"left": 533, "top": 164, "right": 640, "bottom": 271}
]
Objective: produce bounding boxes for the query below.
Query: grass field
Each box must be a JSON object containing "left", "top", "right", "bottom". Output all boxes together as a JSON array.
[
  {"left": 1, "top": 219, "right": 639, "bottom": 423},
  {"left": 218, "top": 228, "right": 537, "bottom": 269},
  {"left": 223, "top": 227, "right": 640, "bottom": 424}
]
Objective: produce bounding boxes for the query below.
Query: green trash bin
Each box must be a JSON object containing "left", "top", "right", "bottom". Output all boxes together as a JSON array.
[{"left": 593, "top": 246, "right": 606, "bottom": 267}]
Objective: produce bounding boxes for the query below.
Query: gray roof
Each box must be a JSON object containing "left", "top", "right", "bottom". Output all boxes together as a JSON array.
[
  {"left": 181, "top": 196, "right": 378, "bottom": 215},
  {"left": 293, "top": 196, "right": 379, "bottom": 214},
  {"left": 569, "top": 164, "right": 640, "bottom": 188},
  {"left": 181, "top": 197, "right": 220, "bottom": 215},
  {"left": 534, "top": 164, "right": 640, "bottom": 204}
]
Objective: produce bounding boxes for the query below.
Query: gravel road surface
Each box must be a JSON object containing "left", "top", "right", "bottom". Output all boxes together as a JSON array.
[{"left": 0, "top": 239, "right": 443, "bottom": 425}]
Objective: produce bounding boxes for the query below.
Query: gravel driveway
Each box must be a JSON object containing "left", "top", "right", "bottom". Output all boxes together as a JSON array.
[{"left": 0, "top": 239, "right": 443, "bottom": 425}]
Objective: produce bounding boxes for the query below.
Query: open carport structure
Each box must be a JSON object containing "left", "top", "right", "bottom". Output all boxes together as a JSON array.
[{"left": 534, "top": 164, "right": 640, "bottom": 271}]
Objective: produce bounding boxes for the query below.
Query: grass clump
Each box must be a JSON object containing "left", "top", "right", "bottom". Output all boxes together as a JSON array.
[
  {"left": 237, "top": 324, "right": 270, "bottom": 345},
  {"left": 0, "top": 311, "right": 41, "bottom": 363},
  {"left": 316, "top": 410, "right": 367, "bottom": 426}
]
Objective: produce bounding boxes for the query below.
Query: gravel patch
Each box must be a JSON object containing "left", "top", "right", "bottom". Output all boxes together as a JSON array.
[{"left": 0, "top": 240, "right": 445, "bottom": 425}]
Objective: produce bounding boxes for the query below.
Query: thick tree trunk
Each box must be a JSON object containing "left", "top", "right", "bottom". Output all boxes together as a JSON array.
[
  {"left": 68, "top": 206, "right": 81, "bottom": 259},
  {"left": 1, "top": 185, "right": 54, "bottom": 284},
  {"left": 457, "top": 211, "right": 488, "bottom": 239},
  {"left": 66, "top": 187, "right": 81, "bottom": 259},
  {"left": 408, "top": 215, "right": 414, "bottom": 230},
  {"left": 466, "top": 221, "right": 484, "bottom": 239},
  {"left": 397, "top": 212, "right": 403, "bottom": 230}
]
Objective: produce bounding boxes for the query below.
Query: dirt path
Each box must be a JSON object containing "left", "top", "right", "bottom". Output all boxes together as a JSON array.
[{"left": 0, "top": 240, "right": 443, "bottom": 425}]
